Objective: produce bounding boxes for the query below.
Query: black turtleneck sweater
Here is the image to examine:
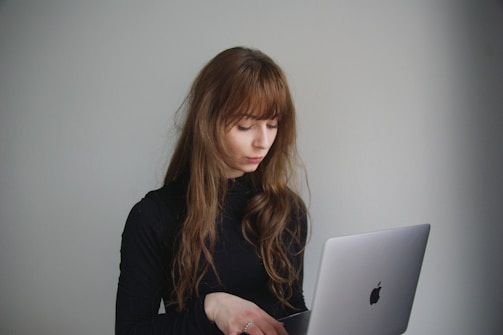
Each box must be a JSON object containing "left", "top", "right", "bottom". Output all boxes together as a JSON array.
[{"left": 115, "top": 174, "right": 308, "bottom": 335}]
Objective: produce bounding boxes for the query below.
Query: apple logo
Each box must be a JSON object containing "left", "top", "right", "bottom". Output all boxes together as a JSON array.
[{"left": 369, "top": 281, "right": 382, "bottom": 305}]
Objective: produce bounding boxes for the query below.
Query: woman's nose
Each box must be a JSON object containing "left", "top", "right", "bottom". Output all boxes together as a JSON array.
[{"left": 253, "top": 126, "right": 271, "bottom": 149}]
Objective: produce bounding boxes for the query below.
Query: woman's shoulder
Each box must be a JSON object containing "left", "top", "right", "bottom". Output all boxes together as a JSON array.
[
  {"left": 144, "top": 178, "right": 187, "bottom": 211},
  {"left": 126, "top": 179, "right": 187, "bottom": 236}
]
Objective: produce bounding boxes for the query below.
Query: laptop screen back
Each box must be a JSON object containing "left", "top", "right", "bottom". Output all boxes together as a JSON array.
[{"left": 303, "top": 224, "right": 430, "bottom": 335}]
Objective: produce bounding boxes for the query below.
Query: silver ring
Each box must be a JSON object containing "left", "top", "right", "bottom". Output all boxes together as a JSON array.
[{"left": 243, "top": 320, "right": 254, "bottom": 333}]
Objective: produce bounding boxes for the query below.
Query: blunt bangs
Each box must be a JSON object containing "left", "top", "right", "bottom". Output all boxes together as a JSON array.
[{"left": 223, "top": 59, "right": 292, "bottom": 127}]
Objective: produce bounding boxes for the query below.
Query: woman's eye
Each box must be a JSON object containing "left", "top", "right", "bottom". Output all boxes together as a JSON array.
[
  {"left": 267, "top": 123, "right": 278, "bottom": 129},
  {"left": 237, "top": 125, "right": 252, "bottom": 131}
]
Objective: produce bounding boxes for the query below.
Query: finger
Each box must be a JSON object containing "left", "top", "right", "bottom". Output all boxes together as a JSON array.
[
  {"left": 268, "top": 320, "right": 288, "bottom": 335},
  {"left": 243, "top": 320, "right": 259, "bottom": 335},
  {"left": 250, "top": 310, "right": 288, "bottom": 335},
  {"left": 276, "top": 322, "right": 289, "bottom": 335},
  {"left": 247, "top": 322, "right": 264, "bottom": 335},
  {"left": 250, "top": 319, "right": 286, "bottom": 335}
]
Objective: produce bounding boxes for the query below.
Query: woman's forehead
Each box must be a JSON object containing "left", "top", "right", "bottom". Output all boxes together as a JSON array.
[
  {"left": 224, "top": 110, "right": 279, "bottom": 128},
  {"left": 230, "top": 99, "right": 282, "bottom": 118},
  {"left": 237, "top": 110, "right": 280, "bottom": 120}
]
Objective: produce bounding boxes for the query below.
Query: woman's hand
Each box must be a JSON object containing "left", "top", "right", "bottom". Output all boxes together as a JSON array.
[{"left": 204, "top": 292, "right": 288, "bottom": 335}]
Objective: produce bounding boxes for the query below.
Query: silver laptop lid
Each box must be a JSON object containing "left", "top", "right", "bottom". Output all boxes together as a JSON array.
[{"left": 306, "top": 224, "right": 430, "bottom": 335}]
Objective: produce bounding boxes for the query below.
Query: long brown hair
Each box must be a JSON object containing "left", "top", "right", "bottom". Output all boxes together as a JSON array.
[{"left": 165, "top": 47, "right": 307, "bottom": 310}]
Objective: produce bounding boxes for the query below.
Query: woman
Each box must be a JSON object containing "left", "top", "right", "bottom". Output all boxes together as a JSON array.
[{"left": 116, "top": 46, "right": 309, "bottom": 335}]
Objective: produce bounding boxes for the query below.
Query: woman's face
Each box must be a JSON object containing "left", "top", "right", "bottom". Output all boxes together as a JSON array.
[{"left": 222, "top": 116, "right": 278, "bottom": 178}]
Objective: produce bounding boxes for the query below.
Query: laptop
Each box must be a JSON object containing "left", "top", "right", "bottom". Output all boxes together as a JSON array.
[{"left": 281, "top": 224, "right": 430, "bottom": 335}]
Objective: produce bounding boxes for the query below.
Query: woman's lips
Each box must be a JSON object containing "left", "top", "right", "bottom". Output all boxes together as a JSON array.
[{"left": 247, "top": 157, "right": 263, "bottom": 164}]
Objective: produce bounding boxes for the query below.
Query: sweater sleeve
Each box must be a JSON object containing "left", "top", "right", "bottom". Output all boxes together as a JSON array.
[{"left": 115, "top": 197, "right": 221, "bottom": 335}]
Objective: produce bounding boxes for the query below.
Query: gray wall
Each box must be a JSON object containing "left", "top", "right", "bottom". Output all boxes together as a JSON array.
[{"left": 1, "top": 1, "right": 502, "bottom": 334}]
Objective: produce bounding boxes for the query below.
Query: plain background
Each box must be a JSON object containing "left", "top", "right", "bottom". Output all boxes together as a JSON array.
[{"left": 1, "top": 1, "right": 502, "bottom": 334}]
